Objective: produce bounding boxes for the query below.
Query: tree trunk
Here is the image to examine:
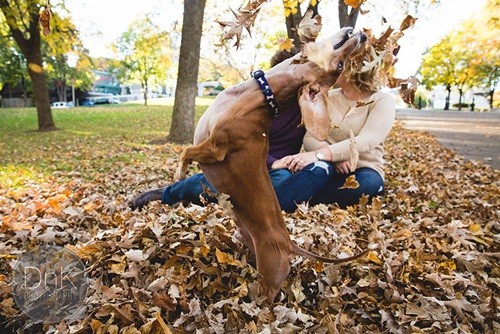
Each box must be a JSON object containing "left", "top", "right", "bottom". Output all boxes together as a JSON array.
[
  {"left": 21, "top": 76, "right": 28, "bottom": 106},
  {"left": 57, "top": 82, "right": 63, "bottom": 101},
  {"left": 27, "top": 50, "right": 56, "bottom": 131},
  {"left": 169, "top": 0, "right": 206, "bottom": 143},
  {"left": 444, "top": 85, "right": 451, "bottom": 110},
  {"left": 458, "top": 88, "right": 463, "bottom": 111},
  {"left": 1, "top": 2, "right": 56, "bottom": 131},
  {"left": 489, "top": 89, "right": 494, "bottom": 109},
  {"left": 338, "top": 2, "right": 360, "bottom": 28},
  {"left": 142, "top": 82, "right": 148, "bottom": 106},
  {"left": 285, "top": 11, "right": 303, "bottom": 48}
]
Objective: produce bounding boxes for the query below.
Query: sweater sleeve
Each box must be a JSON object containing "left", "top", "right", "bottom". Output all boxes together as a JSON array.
[
  {"left": 303, "top": 93, "right": 395, "bottom": 162},
  {"left": 266, "top": 155, "right": 278, "bottom": 170}
]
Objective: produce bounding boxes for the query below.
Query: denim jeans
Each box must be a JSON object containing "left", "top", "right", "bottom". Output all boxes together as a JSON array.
[
  {"left": 274, "top": 162, "right": 385, "bottom": 212},
  {"left": 162, "top": 163, "right": 384, "bottom": 211},
  {"left": 162, "top": 169, "right": 294, "bottom": 206},
  {"left": 274, "top": 161, "right": 334, "bottom": 212}
]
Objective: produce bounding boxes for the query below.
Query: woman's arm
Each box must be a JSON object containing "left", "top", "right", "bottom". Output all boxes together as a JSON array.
[{"left": 303, "top": 94, "right": 395, "bottom": 162}]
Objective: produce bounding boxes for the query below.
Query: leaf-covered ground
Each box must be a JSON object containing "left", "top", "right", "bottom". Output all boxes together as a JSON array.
[{"left": 0, "top": 106, "right": 499, "bottom": 333}]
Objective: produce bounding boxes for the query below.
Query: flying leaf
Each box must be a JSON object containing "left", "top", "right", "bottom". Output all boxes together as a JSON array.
[
  {"left": 389, "top": 76, "right": 419, "bottom": 106},
  {"left": 216, "top": 1, "right": 268, "bottom": 49},
  {"left": 296, "top": 10, "right": 322, "bottom": 44},
  {"left": 348, "top": 129, "right": 359, "bottom": 172},
  {"left": 360, "top": 49, "right": 386, "bottom": 73},
  {"left": 356, "top": 100, "right": 374, "bottom": 108},
  {"left": 400, "top": 15, "right": 417, "bottom": 32},
  {"left": 39, "top": 4, "right": 51, "bottom": 36}
]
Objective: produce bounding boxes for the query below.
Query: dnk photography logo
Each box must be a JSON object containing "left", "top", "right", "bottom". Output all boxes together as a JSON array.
[{"left": 12, "top": 245, "right": 89, "bottom": 323}]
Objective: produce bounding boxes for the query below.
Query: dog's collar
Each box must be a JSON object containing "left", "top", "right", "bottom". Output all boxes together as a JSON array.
[{"left": 251, "top": 69, "right": 279, "bottom": 117}]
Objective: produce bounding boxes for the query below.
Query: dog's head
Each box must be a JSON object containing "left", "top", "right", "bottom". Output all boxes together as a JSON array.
[
  {"left": 303, "top": 27, "right": 366, "bottom": 79},
  {"left": 298, "top": 28, "right": 366, "bottom": 141}
]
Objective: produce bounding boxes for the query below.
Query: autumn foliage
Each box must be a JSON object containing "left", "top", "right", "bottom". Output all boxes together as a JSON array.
[{"left": 0, "top": 105, "right": 498, "bottom": 333}]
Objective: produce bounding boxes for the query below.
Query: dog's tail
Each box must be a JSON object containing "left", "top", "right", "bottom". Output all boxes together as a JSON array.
[{"left": 292, "top": 242, "right": 377, "bottom": 264}]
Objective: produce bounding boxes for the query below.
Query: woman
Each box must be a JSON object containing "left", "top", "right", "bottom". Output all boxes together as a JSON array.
[{"left": 272, "top": 57, "right": 396, "bottom": 211}]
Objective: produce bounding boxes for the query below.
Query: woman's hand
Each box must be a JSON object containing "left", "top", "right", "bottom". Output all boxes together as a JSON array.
[
  {"left": 286, "top": 152, "right": 318, "bottom": 173},
  {"left": 271, "top": 156, "right": 290, "bottom": 170},
  {"left": 334, "top": 160, "right": 352, "bottom": 174}
]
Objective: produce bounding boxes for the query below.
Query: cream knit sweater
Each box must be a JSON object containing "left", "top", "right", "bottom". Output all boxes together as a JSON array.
[{"left": 303, "top": 88, "right": 395, "bottom": 179}]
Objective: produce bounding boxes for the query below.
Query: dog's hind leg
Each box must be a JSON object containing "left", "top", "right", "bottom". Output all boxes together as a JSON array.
[{"left": 174, "top": 137, "right": 228, "bottom": 181}]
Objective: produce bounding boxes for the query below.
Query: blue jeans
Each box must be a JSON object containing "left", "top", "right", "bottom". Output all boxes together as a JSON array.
[
  {"left": 274, "top": 161, "right": 334, "bottom": 212},
  {"left": 273, "top": 163, "right": 384, "bottom": 211},
  {"left": 162, "top": 169, "right": 294, "bottom": 206},
  {"left": 162, "top": 164, "right": 384, "bottom": 211}
]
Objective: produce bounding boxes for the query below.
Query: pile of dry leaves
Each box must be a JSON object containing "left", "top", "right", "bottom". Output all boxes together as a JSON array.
[{"left": 0, "top": 123, "right": 498, "bottom": 333}]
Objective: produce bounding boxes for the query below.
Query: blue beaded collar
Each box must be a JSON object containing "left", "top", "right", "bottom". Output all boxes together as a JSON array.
[{"left": 251, "top": 69, "right": 279, "bottom": 117}]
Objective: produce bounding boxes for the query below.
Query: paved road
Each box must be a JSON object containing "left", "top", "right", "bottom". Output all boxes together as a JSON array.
[{"left": 396, "top": 108, "right": 500, "bottom": 170}]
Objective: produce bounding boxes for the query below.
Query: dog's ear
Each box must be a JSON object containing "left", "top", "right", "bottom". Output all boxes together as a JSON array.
[
  {"left": 303, "top": 41, "right": 329, "bottom": 71},
  {"left": 299, "top": 83, "right": 331, "bottom": 141},
  {"left": 303, "top": 39, "right": 345, "bottom": 74}
]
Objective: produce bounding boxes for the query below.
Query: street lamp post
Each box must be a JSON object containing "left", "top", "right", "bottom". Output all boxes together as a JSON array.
[
  {"left": 67, "top": 54, "right": 78, "bottom": 106},
  {"left": 72, "top": 79, "right": 75, "bottom": 106}
]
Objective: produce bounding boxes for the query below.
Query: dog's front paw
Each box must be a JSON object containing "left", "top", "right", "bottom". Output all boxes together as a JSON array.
[{"left": 174, "top": 165, "right": 186, "bottom": 181}]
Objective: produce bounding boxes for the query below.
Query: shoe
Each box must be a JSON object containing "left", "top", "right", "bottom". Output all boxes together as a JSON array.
[{"left": 130, "top": 187, "right": 165, "bottom": 210}]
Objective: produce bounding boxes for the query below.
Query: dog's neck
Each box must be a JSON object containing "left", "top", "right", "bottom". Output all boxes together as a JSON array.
[{"left": 265, "top": 59, "right": 338, "bottom": 105}]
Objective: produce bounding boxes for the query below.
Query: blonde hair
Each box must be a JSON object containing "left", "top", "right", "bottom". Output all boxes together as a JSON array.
[{"left": 343, "top": 46, "right": 384, "bottom": 93}]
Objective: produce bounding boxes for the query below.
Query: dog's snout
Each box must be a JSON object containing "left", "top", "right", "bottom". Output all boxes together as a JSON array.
[{"left": 360, "top": 32, "right": 367, "bottom": 43}]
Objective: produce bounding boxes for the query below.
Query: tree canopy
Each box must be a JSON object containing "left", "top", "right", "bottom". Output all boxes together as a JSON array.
[
  {"left": 419, "top": 0, "right": 499, "bottom": 108},
  {"left": 113, "top": 15, "right": 170, "bottom": 106}
]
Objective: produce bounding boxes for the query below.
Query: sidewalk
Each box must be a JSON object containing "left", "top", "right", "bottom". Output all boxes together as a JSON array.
[{"left": 396, "top": 108, "right": 500, "bottom": 169}]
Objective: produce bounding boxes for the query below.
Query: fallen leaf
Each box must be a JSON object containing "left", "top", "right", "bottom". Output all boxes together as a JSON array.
[{"left": 339, "top": 175, "right": 360, "bottom": 189}]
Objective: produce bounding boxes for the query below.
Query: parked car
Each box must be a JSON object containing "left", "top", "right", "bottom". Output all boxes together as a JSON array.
[
  {"left": 94, "top": 97, "right": 121, "bottom": 105},
  {"left": 80, "top": 99, "right": 95, "bottom": 106},
  {"left": 51, "top": 101, "right": 72, "bottom": 108}
]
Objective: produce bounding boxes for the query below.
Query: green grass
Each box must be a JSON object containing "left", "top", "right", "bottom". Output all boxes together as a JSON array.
[{"left": 0, "top": 102, "right": 209, "bottom": 187}]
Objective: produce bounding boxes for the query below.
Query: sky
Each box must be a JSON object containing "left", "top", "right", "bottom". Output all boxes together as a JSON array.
[{"left": 64, "top": 0, "right": 487, "bottom": 78}]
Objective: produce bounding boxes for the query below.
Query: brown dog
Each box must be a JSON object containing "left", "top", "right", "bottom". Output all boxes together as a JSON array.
[{"left": 176, "top": 28, "right": 369, "bottom": 302}]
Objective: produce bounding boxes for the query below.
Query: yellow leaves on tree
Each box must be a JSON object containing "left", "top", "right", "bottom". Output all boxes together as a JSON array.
[
  {"left": 344, "top": 0, "right": 365, "bottom": 8},
  {"left": 283, "top": 0, "right": 318, "bottom": 17},
  {"left": 283, "top": 0, "right": 300, "bottom": 17},
  {"left": 278, "top": 37, "right": 295, "bottom": 52}
]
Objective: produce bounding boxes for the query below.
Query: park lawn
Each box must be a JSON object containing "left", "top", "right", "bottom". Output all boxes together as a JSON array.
[
  {"left": 0, "top": 103, "right": 207, "bottom": 187},
  {"left": 0, "top": 104, "right": 499, "bottom": 333}
]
